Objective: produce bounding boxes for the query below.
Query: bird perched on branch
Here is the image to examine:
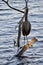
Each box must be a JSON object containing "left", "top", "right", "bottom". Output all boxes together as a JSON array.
[{"left": 22, "top": 0, "right": 31, "bottom": 43}]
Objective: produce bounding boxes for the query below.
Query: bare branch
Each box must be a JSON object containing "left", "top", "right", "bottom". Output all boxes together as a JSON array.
[
  {"left": 25, "top": 0, "right": 28, "bottom": 7},
  {"left": 2, "top": 0, "right": 24, "bottom": 13},
  {"left": 16, "top": 37, "right": 38, "bottom": 56},
  {"left": 25, "top": 0, "right": 28, "bottom": 3},
  {"left": 17, "top": 14, "right": 25, "bottom": 47}
]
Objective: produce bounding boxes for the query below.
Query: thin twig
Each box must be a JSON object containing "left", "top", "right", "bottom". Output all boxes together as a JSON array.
[{"left": 2, "top": 0, "right": 24, "bottom": 13}]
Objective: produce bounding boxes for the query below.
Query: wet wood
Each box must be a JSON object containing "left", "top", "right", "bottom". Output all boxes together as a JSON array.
[{"left": 16, "top": 37, "right": 38, "bottom": 56}]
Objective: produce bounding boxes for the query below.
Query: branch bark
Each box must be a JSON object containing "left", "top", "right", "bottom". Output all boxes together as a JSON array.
[
  {"left": 16, "top": 37, "right": 38, "bottom": 56},
  {"left": 2, "top": 0, "right": 24, "bottom": 13}
]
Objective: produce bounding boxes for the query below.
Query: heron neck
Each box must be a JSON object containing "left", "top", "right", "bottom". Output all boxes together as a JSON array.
[{"left": 25, "top": 8, "right": 28, "bottom": 21}]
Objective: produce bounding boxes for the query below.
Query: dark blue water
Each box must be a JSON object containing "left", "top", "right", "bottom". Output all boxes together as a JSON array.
[{"left": 0, "top": 0, "right": 43, "bottom": 65}]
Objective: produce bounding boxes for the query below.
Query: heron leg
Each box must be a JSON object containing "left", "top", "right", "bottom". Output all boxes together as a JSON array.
[
  {"left": 26, "top": 36, "right": 28, "bottom": 42},
  {"left": 24, "top": 36, "right": 25, "bottom": 44}
]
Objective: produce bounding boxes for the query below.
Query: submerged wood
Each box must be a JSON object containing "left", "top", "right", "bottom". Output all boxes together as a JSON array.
[{"left": 16, "top": 37, "right": 38, "bottom": 56}]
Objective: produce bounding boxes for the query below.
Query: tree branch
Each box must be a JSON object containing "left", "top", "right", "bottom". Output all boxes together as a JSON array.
[
  {"left": 2, "top": 0, "right": 24, "bottom": 13},
  {"left": 16, "top": 37, "right": 38, "bottom": 56},
  {"left": 17, "top": 14, "right": 25, "bottom": 47}
]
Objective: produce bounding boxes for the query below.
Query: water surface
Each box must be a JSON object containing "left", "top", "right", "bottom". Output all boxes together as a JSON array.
[{"left": 0, "top": 0, "right": 43, "bottom": 65}]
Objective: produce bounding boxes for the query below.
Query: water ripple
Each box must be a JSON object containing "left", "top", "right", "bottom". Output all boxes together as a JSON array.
[{"left": 0, "top": 0, "right": 43, "bottom": 65}]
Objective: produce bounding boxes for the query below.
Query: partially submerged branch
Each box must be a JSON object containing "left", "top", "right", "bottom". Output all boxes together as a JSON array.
[
  {"left": 2, "top": 0, "right": 24, "bottom": 13},
  {"left": 16, "top": 37, "right": 38, "bottom": 56}
]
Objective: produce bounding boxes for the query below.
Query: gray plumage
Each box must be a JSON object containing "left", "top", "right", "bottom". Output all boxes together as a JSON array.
[
  {"left": 22, "top": 20, "right": 31, "bottom": 36},
  {"left": 22, "top": 0, "right": 31, "bottom": 42}
]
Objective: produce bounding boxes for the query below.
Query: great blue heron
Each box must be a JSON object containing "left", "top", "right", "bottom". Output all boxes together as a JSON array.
[{"left": 22, "top": 0, "right": 31, "bottom": 43}]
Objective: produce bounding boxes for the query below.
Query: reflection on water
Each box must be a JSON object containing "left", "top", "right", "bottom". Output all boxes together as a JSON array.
[{"left": 0, "top": 0, "right": 43, "bottom": 65}]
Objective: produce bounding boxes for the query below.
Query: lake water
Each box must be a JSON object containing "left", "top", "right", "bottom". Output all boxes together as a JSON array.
[{"left": 0, "top": 0, "right": 43, "bottom": 65}]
